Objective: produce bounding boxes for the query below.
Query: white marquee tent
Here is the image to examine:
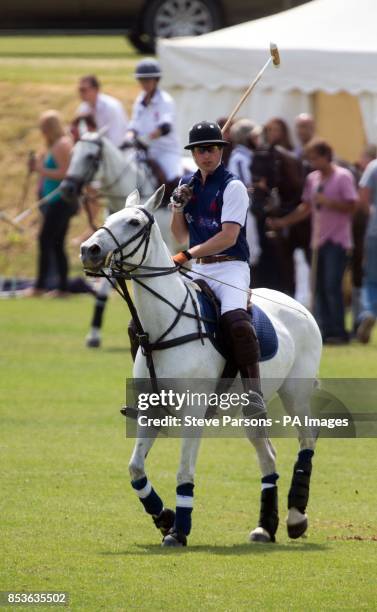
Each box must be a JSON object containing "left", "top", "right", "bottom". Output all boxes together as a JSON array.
[{"left": 158, "top": 0, "right": 377, "bottom": 159}]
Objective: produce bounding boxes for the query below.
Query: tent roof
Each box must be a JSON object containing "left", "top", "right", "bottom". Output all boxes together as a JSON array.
[{"left": 158, "top": 0, "right": 377, "bottom": 94}]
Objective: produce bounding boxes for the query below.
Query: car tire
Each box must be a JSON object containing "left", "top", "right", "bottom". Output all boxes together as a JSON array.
[{"left": 136, "top": 0, "right": 223, "bottom": 52}]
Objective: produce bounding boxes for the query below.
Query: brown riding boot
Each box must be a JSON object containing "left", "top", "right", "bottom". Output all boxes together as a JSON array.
[{"left": 220, "top": 309, "right": 267, "bottom": 418}]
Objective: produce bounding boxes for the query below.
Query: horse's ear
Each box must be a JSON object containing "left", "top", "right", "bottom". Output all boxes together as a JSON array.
[
  {"left": 125, "top": 189, "right": 141, "bottom": 208},
  {"left": 143, "top": 185, "right": 165, "bottom": 212}
]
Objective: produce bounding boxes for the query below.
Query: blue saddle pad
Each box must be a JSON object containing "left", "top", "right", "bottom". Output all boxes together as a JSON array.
[{"left": 196, "top": 290, "right": 278, "bottom": 362}]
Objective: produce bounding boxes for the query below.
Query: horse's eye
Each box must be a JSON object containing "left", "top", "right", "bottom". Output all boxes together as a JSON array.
[{"left": 129, "top": 218, "right": 140, "bottom": 227}]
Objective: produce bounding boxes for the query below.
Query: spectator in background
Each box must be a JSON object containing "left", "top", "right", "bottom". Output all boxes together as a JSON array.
[
  {"left": 228, "top": 118, "right": 261, "bottom": 185},
  {"left": 294, "top": 113, "right": 316, "bottom": 159},
  {"left": 268, "top": 138, "right": 357, "bottom": 344},
  {"left": 77, "top": 75, "right": 128, "bottom": 147},
  {"left": 252, "top": 117, "right": 306, "bottom": 295},
  {"left": 228, "top": 118, "right": 262, "bottom": 266},
  {"left": 24, "top": 111, "right": 74, "bottom": 297},
  {"left": 356, "top": 154, "right": 377, "bottom": 343},
  {"left": 264, "top": 117, "right": 294, "bottom": 151},
  {"left": 351, "top": 144, "right": 377, "bottom": 332}
]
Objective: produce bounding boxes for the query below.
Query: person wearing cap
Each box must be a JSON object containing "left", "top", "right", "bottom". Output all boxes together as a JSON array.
[
  {"left": 125, "top": 58, "right": 182, "bottom": 183},
  {"left": 77, "top": 74, "right": 129, "bottom": 147},
  {"left": 170, "top": 121, "right": 267, "bottom": 418}
]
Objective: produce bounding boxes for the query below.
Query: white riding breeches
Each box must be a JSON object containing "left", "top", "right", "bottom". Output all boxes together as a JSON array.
[{"left": 191, "top": 260, "right": 250, "bottom": 314}]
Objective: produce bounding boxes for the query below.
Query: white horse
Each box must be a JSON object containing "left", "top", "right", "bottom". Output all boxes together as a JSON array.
[
  {"left": 80, "top": 186, "right": 323, "bottom": 547},
  {"left": 60, "top": 131, "right": 186, "bottom": 347}
]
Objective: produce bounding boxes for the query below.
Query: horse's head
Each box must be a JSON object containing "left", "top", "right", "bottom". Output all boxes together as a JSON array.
[
  {"left": 80, "top": 185, "right": 166, "bottom": 274},
  {"left": 60, "top": 131, "right": 104, "bottom": 202}
]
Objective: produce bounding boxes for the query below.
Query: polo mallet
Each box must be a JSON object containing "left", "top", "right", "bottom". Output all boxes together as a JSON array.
[
  {"left": 221, "top": 43, "right": 281, "bottom": 135},
  {"left": 11, "top": 185, "right": 63, "bottom": 226},
  {"left": 0, "top": 210, "right": 24, "bottom": 232}
]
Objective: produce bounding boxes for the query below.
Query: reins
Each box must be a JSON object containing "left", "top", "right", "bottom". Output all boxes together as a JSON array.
[{"left": 84, "top": 208, "right": 213, "bottom": 404}]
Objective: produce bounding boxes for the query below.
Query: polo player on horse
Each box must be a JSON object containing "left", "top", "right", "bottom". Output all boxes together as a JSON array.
[
  {"left": 123, "top": 58, "right": 182, "bottom": 198},
  {"left": 170, "top": 121, "right": 270, "bottom": 423}
]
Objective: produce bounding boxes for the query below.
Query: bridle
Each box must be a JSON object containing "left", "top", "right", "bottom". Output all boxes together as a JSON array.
[
  {"left": 83, "top": 207, "right": 212, "bottom": 403},
  {"left": 64, "top": 137, "right": 104, "bottom": 196},
  {"left": 99, "top": 207, "right": 157, "bottom": 276},
  {"left": 66, "top": 137, "right": 155, "bottom": 202}
]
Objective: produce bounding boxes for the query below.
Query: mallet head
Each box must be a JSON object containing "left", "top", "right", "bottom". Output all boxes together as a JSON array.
[{"left": 270, "top": 43, "right": 280, "bottom": 67}]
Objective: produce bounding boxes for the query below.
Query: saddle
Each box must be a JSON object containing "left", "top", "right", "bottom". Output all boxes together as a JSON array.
[{"left": 194, "top": 279, "right": 278, "bottom": 362}]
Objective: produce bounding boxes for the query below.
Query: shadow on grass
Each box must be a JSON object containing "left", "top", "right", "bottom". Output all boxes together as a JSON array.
[{"left": 100, "top": 541, "right": 330, "bottom": 556}]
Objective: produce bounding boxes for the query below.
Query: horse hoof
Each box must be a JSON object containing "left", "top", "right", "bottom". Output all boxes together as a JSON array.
[
  {"left": 287, "top": 518, "right": 308, "bottom": 539},
  {"left": 153, "top": 508, "right": 176, "bottom": 537},
  {"left": 249, "top": 527, "right": 273, "bottom": 543},
  {"left": 162, "top": 530, "right": 187, "bottom": 547},
  {"left": 287, "top": 508, "right": 308, "bottom": 539},
  {"left": 86, "top": 337, "right": 100, "bottom": 348}
]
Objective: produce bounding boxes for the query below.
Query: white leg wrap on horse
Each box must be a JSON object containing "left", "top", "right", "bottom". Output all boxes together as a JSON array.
[
  {"left": 135, "top": 480, "right": 152, "bottom": 499},
  {"left": 176, "top": 494, "right": 194, "bottom": 508}
]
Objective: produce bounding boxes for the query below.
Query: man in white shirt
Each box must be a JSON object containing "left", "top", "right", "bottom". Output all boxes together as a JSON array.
[
  {"left": 77, "top": 74, "right": 128, "bottom": 147},
  {"left": 126, "top": 59, "right": 182, "bottom": 182}
]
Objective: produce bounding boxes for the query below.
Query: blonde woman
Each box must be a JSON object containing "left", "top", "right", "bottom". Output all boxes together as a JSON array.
[{"left": 28, "top": 110, "right": 73, "bottom": 297}]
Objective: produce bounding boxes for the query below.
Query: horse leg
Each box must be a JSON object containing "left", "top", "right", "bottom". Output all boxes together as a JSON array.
[
  {"left": 246, "top": 427, "right": 280, "bottom": 543},
  {"left": 86, "top": 277, "right": 112, "bottom": 348},
  {"left": 128, "top": 427, "right": 175, "bottom": 539},
  {"left": 162, "top": 435, "right": 202, "bottom": 547},
  {"left": 279, "top": 378, "right": 318, "bottom": 539}
]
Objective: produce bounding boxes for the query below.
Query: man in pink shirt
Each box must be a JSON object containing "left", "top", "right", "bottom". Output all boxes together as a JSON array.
[{"left": 267, "top": 138, "right": 357, "bottom": 344}]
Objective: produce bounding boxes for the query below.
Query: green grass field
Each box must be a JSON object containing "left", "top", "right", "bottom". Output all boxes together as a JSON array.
[{"left": 1, "top": 296, "right": 377, "bottom": 611}]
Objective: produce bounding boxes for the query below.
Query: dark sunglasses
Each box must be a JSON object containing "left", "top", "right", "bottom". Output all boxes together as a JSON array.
[{"left": 194, "top": 145, "right": 221, "bottom": 154}]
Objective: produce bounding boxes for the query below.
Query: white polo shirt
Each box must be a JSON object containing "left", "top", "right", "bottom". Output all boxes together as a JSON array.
[
  {"left": 129, "top": 88, "right": 182, "bottom": 181},
  {"left": 78, "top": 92, "right": 129, "bottom": 147}
]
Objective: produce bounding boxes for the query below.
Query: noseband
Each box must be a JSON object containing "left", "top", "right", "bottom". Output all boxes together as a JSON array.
[{"left": 99, "top": 207, "right": 155, "bottom": 275}]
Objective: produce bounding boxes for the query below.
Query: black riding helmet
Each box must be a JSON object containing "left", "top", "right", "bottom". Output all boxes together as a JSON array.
[{"left": 184, "top": 121, "right": 229, "bottom": 150}]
